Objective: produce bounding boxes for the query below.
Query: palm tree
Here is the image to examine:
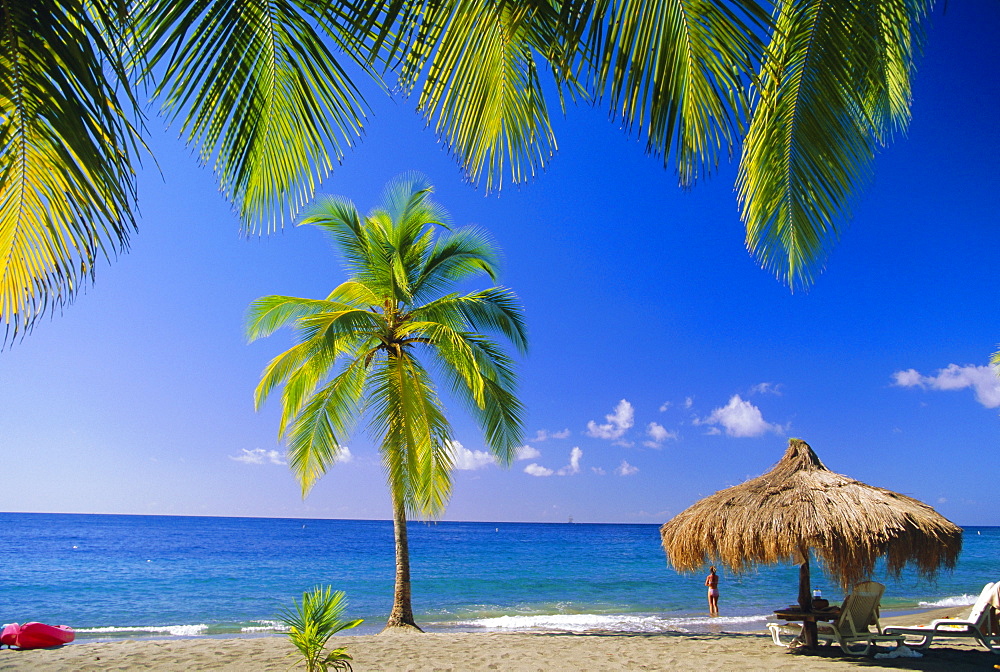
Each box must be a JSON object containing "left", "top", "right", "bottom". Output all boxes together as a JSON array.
[
  {"left": 246, "top": 173, "right": 527, "bottom": 630},
  {"left": 3, "top": 0, "right": 936, "bottom": 339}
]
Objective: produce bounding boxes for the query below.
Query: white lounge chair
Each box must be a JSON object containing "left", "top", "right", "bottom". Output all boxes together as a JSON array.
[
  {"left": 884, "top": 582, "right": 1000, "bottom": 653},
  {"left": 816, "top": 581, "right": 905, "bottom": 656},
  {"left": 768, "top": 581, "right": 904, "bottom": 656}
]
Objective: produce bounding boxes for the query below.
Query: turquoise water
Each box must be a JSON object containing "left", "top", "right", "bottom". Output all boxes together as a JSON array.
[{"left": 0, "top": 513, "right": 995, "bottom": 640}]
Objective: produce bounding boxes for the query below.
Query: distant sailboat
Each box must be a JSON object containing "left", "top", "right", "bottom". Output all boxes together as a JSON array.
[{"left": 568, "top": 516, "right": 574, "bottom": 524}]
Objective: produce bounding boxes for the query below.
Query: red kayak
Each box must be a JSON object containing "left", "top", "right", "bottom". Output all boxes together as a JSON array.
[{"left": 1, "top": 622, "right": 75, "bottom": 649}]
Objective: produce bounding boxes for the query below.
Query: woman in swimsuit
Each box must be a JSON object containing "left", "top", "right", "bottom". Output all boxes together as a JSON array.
[{"left": 705, "top": 566, "right": 720, "bottom": 615}]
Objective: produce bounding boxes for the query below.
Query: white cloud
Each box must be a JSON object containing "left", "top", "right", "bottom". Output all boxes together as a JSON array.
[
  {"left": 697, "top": 395, "right": 783, "bottom": 438},
  {"left": 448, "top": 440, "right": 496, "bottom": 471},
  {"left": 230, "top": 448, "right": 285, "bottom": 465},
  {"left": 515, "top": 445, "right": 541, "bottom": 461},
  {"left": 337, "top": 446, "right": 353, "bottom": 463},
  {"left": 892, "top": 364, "right": 1000, "bottom": 408},
  {"left": 591, "top": 467, "right": 607, "bottom": 476},
  {"left": 615, "top": 460, "right": 639, "bottom": 476},
  {"left": 658, "top": 401, "right": 670, "bottom": 412},
  {"left": 532, "top": 428, "right": 570, "bottom": 441},
  {"left": 524, "top": 463, "right": 554, "bottom": 477},
  {"left": 751, "top": 382, "right": 782, "bottom": 396},
  {"left": 684, "top": 397, "right": 694, "bottom": 409},
  {"left": 586, "top": 399, "right": 634, "bottom": 440},
  {"left": 557, "top": 447, "right": 583, "bottom": 476},
  {"left": 892, "top": 369, "right": 923, "bottom": 387},
  {"left": 523, "top": 447, "right": 584, "bottom": 478},
  {"left": 646, "top": 422, "right": 677, "bottom": 445}
]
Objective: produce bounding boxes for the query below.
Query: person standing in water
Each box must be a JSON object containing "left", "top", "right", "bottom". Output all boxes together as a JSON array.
[{"left": 705, "top": 566, "right": 720, "bottom": 615}]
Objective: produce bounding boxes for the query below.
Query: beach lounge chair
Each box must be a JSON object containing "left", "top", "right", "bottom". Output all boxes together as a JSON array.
[
  {"left": 883, "top": 582, "right": 1000, "bottom": 653},
  {"left": 768, "top": 581, "right": 904, "bottom": 656},
  {"left": 814, "top": 582, "right": 905, "bottom": 655}
]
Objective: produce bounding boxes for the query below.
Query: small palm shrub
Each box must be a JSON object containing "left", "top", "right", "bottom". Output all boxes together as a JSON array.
[{"left": 279, "top": 586, "right": 363, "bottom": 672}]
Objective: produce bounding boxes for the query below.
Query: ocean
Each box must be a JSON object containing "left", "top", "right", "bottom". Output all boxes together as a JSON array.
[{"left": 1, "top": 513, "right": 995, "bottom": 641}]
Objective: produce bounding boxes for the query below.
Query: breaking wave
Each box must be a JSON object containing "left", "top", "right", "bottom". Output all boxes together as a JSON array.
[
  {"left": 76, "top": 624, "right": 209, "bottom": 637},
  {"left": 451, "top": 612, "right": 768, "bottom": 633},
  {"left": 918, "top": 594, "right": 977, "bottom": 608}
]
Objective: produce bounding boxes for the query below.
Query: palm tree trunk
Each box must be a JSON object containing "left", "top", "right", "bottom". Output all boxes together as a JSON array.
[{"left": 383, "top": 492, "right": 423, "bottom": 632}]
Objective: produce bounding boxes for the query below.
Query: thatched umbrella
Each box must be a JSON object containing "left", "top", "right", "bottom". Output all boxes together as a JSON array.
[{"left": 661, "top": 439, "right": 962, "bottom": 617}]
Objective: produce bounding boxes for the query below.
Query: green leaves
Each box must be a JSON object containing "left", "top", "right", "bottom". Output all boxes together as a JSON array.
[
  {"left": 279, "top": 586, "right": 362, "bottom": 672},
  {"left": 369, "top": 0, "right": 929, "bottom": 288},
  {"left": 0, "top": 0, "right": 141, "bottom": 339},
  {"left": 397, "top": 0, "right": 560, "bottom": 191},
  {"left": 587, "top": 0, "right": 768, "bottom": 184},
  {"left": 285, "top": 362, "right": 366, "bottom": 496},
  {"left": 248, "top": 174, "right": 526, "bottom": 515},
  {"left": 139, "top": 0, "right": 373, "bottom": 232},
  {"left": 369, "top": 353, "right": 454, "bottom": 515},
  {"left": 737, "top": 0, "right": 930, "bottom": 289},
  {"left": 4, "top": 0, "right": 941, "bottom": 341}
]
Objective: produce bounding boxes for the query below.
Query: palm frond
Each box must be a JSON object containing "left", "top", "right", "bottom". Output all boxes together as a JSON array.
[
  {"left": 475, "top": 377, "right": 525, "bottom": 465},
  {"left": 273, "top": 313, "right": 379, "bottom": 430},
  {"left": 416, "top": 288, "right": 527, "bottom": 354},
  {"left": 408, "top": 321, "right": 487, "bottom": 405},
  {"left": 295, "top": 307, "right": 382, "bottom": 345},
  {"left": 253, "top": 337, "right": 326, "bottom": 410},
  {"left": 138, "top": 0, "right": 372, "bottom": 232},
  {"left": 245, "top": 294, "right": 351, "bottom": 341},
  {"left": 0, "top": 0, "right": 141, "bottom": 341},
  {"left": 863, "top": 0, "right": 929, "bottom": 143},
  {"left": 285, "top": 358, "right": 367, "bottom": 495},
  {"left": 586, "top": 0, "right": 768, "bottom": 185},
  {"left": 249, "top": 297, "right": 375, "bottom": 416},
  {"left": 737, "top": 0, "right": 928, "bottom": 289},
  {"left": 277, "top": 348, "right": 337, "bottom": 436},
  {"left": 394, "top": 0, "right": 559, "bottom": 192},
  {"left": 378, "top": 171, "right": 446, "bottom": 230},
  {"left": 412, "top": 321, "right": 523, "bottom": 465},
  {"left": 371, "top": 172, "right": 449, "bottom": 303},
  {"left": 299, "top": 194, "right": 372, "bottom": 276},
  {"left": 455, "top": 288, "right": 528, "bottom": 354},
  {"left": 433, "top": 337, "right": 524, "bottom": 465},
  {"left": 412, "top": 226, "right": 500, "bottom": 301},
  {"left": 325, "top": 279, "right": 381, "bottom": 308},
  {"left": 368, "top": 353, "right": 453, "bottom": 517}
]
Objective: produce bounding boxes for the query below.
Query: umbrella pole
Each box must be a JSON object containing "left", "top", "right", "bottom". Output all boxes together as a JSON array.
[
  {"left": 798, "top": 556, "right": 818, "bottom": 648},
  {"left": 798, "top": 557, "right": 811, "bottom": 611}
]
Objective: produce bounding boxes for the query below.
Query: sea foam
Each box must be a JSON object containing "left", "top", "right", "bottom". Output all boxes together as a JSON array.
[
  {"left": 76, "top": 624, "right": 209, "bottom": 637},
  {"left": 452, "top": 612, "right": 768, "bottom": 633},
  {"left": 241, "top": 620, "right": 286, "bottom": 633},
  {"left": 918, "top": 594, "right": 977, "bottom": 608}
]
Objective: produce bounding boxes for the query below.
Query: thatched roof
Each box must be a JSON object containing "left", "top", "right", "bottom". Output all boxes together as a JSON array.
[{"left": 660, "top": 439, "right": 962, "bottom": 590}]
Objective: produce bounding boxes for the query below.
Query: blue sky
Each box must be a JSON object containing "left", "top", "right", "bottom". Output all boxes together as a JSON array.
[{"left": 1, "top": 3, "right": 998, "bottom": 525}]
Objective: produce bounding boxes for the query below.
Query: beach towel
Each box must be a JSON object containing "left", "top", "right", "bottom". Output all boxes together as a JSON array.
[{"left": 875, "top": 644, "right": 923, "bottom": 659}]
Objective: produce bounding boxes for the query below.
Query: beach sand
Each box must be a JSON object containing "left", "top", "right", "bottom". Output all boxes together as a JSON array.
[{"left": 2, "top": 607, "right": 995, "bottom": 671}]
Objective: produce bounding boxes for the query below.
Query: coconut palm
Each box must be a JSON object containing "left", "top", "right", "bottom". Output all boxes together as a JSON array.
[
  {"left": 3, "top": 0, "right": 936, "bottom": 339},
  {"left": 247, "top": 173, "right": 527, "bottom": 630}
]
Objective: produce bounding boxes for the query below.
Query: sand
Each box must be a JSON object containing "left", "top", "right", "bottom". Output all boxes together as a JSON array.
[{"left": 2, "top": 607, "right": 996, "bottom": 671}]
